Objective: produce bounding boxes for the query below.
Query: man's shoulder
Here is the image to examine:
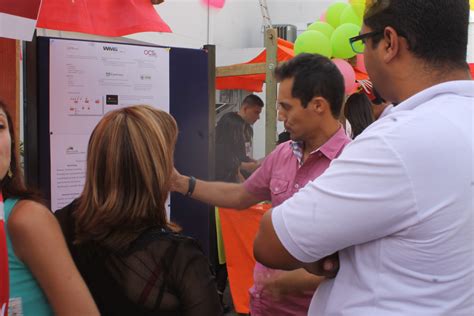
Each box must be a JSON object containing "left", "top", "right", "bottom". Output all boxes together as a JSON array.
[
  {"left": 270, "top": 141, "right": 294, "bottom": 159},
  {"left": 248, "top": 142, "right": 294, "bottom": 178}
]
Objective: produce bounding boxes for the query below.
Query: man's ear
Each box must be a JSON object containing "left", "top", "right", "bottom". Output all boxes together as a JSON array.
[
  {"left": 308, "top": 97, "right": 329, "bottom": 115},
  {"left": 382, "top": 26, "right": 403, "bottom": 63}
]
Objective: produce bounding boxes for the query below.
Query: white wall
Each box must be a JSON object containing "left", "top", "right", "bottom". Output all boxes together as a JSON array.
[{"left": 127, "top": 0, "right": 332, "bottom": 49}]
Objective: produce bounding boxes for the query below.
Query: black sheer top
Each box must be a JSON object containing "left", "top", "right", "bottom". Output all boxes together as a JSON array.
[{"left": 55, "top": 202, "right": 223, "bottom": 316}]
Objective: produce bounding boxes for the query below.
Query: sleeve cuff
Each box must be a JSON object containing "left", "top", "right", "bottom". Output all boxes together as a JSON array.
[{"left": 271, "top": 205, "right": 315, "bottom": 263}]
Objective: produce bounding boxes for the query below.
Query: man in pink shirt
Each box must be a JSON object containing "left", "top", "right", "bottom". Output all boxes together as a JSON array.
[{"left": 172, "top": 53, "right": 351, "bottom": 315}]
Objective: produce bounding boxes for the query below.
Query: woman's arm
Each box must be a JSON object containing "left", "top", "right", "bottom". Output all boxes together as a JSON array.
[{"left": 7, "top": 200, "right": 99, "bottom": 316}]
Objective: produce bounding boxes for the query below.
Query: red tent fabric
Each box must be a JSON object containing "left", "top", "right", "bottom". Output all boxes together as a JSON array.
[
  {"left": 216, "top": 38, "right": 294, "bottom": 92},
  {"left": 0, "top": 0, "right": 42, "bottom": 41},
  {"left": 0, "top": 193, "right": 8, "bottom": 314},
  {"left": 216, "top": 38, "right": 370, "bottom": 92},
  {"left": 37, "top": 0, "right": 171, "bottom": 37}
]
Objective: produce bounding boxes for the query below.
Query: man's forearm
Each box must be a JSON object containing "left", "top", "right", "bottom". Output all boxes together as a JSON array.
[
  {"left": 173, "top": 173, "right": 258, "bottom": 209},
  {"left": 273, "top": 269, "right": 324, "bottom": 294}
]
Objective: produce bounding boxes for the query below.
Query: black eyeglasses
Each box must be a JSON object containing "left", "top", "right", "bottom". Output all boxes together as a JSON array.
[{"left": 349, "top": 30, "right": 383, "bottom": 54}]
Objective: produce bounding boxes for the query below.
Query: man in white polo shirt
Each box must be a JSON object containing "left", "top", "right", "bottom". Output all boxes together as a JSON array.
[{"left": 254, "top": 1, "right": 474, "bottom": 315}]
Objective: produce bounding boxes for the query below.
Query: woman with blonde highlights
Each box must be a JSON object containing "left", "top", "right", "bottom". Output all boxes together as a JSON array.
[{"left": 56, "top": 105, "right": 222, "bottom": 316}]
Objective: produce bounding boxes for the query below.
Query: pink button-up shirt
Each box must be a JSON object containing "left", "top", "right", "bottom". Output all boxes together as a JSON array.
[{"left": 244, "top": 127, "right": 350, "bottom": 315}]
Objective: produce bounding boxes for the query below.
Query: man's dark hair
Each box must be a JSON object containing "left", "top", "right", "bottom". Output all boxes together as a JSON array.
[
  {"left": 274, "top": 53, "right": 345, "bottom": 118},
  {"left": 242, "top": 94, "right": 264, "bottom": 108},
  {"left": 364, "top": 0, "right": 469, "bottom": 69}
]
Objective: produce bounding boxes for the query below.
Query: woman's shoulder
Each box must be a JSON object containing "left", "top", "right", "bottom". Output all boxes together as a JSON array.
[
  {"left": 125, "top": 229, "right": 206, "bottom": 267},
  {"left": 7, "top": 199, "right": 53, "bottom": 233},
  {"left": 132, "top": 229, "right": 202, "bottom": 252}
]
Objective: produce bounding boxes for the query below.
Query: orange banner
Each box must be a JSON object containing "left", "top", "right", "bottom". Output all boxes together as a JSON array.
[{"left": 218, "top": 203, "right": 271, "bottom": 314}]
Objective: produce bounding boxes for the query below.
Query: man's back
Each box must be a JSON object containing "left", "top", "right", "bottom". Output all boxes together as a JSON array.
[{"left": 307, "top": 81, "right": 473, "bottom": 315}]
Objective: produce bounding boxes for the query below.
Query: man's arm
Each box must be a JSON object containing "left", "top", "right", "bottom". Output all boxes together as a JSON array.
[
  {"left": 254, "top": 210, "right": 302, "bottom": 270},
  {"left": 255, "top": 134, "right": 417, "bottom": 270},
  {"left": 254, "top": 210, "right": 339, "bottom": 277},
  {"left": 171, "top": 168, "right": 260, "bottom": 209}
]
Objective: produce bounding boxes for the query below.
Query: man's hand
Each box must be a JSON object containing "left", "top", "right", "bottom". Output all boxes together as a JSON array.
[
  {"left": 170, "top": 168, "right": 188, "bottom": 195},
  {"left": 259, "top": 269, "right": 324, "bottom": 301},
  {"left": 303, "top": 253, "right": 339, "bottom": 278}
]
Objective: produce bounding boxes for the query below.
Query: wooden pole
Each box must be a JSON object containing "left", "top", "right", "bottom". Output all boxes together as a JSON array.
[
  {"left": 264, "top": 28, "right": 278, "bottom": 155},
  {"left": 204, "top": 44, "right": 216, "bottom": 181}
]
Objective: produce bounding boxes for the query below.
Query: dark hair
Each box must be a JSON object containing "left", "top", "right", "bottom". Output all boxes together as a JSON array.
[
  {"left": 344, "top": 93, "right": 375, "bottom": 138},
  {"left": 242, "top": 94, "right": 264, "bottom": 108},
  {"left": 215, "top": 112, "right": 247, "bottom": 183},
  {"left": 0, "top": 100, "right": 43, "bottom": 203},
  {"left": 371, "top": 88, "right": 386, "bottom": 105},
  {"left": 277, "top": 131, "right": 291, "bottom": 145},
  {"left": 364, "top": 0, "right": 469, "bottom": 69},
  {"left": 274, "top": 53, "right": 345, "bottom": 118}
]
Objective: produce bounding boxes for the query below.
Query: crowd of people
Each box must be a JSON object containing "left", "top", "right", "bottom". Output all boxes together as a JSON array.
[{"left": 0, "top": 0, "right": 473, "bottom": 315}]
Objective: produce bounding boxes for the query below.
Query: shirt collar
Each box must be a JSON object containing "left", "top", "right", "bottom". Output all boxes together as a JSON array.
[
  {"left": 391, "top": 80, "right": 474, "bottom": 114},
  {"left": 290, "top": 126, "right": 350, "bottom": 163},
  {"left": 318, "top": 126, "right": 351, "bottom": 160}
]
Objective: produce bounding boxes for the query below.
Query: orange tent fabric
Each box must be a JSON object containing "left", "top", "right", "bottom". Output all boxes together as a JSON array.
[
  {"left": 216, "top": 38, "right": 294, "bottom": 92},
  {"left": 218, "top": 203, "right": 271, "bottom": 314},
  {"left": 37, "top": 0, "right": 171, "bottom": 37}
]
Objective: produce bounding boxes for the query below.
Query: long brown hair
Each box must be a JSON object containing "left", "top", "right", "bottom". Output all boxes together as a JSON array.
[
  {"left": 74, "top": 105, "right": 178, "bottom": 250},
  {"left": 0, "top": 100, "right": 42, "bottom": 202}
]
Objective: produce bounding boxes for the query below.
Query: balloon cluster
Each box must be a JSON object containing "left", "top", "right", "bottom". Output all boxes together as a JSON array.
[{"left": 294, "top": 0, "right": 367, "bottom": 94}]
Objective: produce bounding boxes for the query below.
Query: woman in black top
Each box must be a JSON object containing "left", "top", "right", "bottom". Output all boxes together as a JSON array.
[{"left": 55, "top": 105, "right": 222, "bottom": 316}]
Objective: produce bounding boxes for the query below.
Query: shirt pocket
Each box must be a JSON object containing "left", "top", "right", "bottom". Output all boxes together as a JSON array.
[{"left": 270, "top": 178, "right": 289, "bottom": 195}]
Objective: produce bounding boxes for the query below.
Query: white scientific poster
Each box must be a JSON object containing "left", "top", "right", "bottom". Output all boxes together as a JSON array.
[{"left": 49, "top": 38, "right": 170, "bottom": 211}]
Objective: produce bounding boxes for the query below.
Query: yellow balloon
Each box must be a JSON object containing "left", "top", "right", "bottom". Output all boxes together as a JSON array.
[
  {"left": 349, "top": 0, "right": 365, "bottom": 5},
  {"left": 470, "top": 0, "right": 474, "bottom": 10}
]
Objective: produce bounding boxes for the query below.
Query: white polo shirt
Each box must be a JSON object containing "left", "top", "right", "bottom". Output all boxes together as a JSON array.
[{"left": 272, "top": 81, "right": 474, "bottom": 316}]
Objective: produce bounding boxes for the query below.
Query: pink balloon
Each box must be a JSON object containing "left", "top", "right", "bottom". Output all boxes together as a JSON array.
[
  {"left": 332, "top": 58, "right": 357, "bottom": 95},
  {"left": 201, "top": 0, "right": 226, "bottom": 9},
  {"left": 356, "top": 54, "right": 367, "bottom": 73},
  {"left": 320, "top": 11, "right": 327, "bottom": 22}
]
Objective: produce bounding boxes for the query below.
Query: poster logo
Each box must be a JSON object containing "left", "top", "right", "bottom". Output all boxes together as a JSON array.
[
  {"left": 103, "top": 46, "right": 118, "bottom": 52},
  {"left": 144, "top": 50, "right": 157, "bottom": 57}
]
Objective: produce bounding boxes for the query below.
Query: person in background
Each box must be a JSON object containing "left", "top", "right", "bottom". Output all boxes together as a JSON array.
[
  {"left": 55, "top": 105, "right": 222, "bottom": 316},
  {"left": 277, "top": 130, "right": 291, "bottom": 145},
  {"left": 254, "top": 1, "right": 473, "bottom": 315},
  {"left": 0, "top": 100, "right": 98, "bottom": 316},
  {"left": 214, "top": 111, "right": 250, "bottom": 312},
  {"left": 237, "top": 94, "right": 264, "bottom": 177},
  {"left": 344, "top": 92, "right": 375, "bottom": 138},
  {"left": 215, "top": 112, "right": 249, "bottom": 183},
  {"left": 172, "top": 54, "right": 351, "bottom": 316}
]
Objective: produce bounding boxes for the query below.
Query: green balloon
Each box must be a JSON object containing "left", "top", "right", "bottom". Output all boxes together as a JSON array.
[
  {"left": 340, "top": 6, "right": 362, "bottom": 27},
  {"left": 294, "top": 31, "right": 332, "bottom": 58},
  {"left": 326, "top": 2, "right": 349, "bottom": 28},
  {"left": 307, "top": 21, "right": 335, "bottom": 40},
  {"left": 331, "top": 23, "right": 361, "bottom": 59},
  {"left": 352, "top": 3, "right": 365, "bottom": 17}
]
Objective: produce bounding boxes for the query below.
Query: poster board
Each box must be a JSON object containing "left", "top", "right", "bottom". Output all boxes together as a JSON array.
[
  {"left": 48, "top": 38, "right": 170, "bottom": 211},
  {"left": 31, "top": 37, "right": 212, "bottom": 254}
]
